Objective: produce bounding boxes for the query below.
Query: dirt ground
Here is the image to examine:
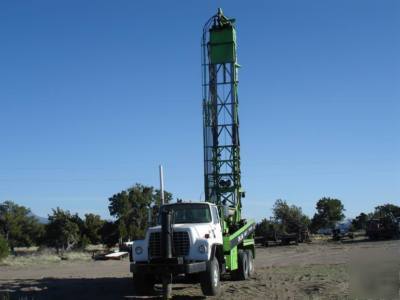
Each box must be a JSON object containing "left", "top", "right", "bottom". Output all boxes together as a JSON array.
[{"left": 0, "top": 238, "right": 399, "bottom": 299}]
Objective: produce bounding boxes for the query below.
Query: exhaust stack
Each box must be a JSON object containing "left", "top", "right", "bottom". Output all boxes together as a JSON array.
[
  {"left": 161, "top": 209, "right": 173, "bottom": 259},
  {"left": 159, "top": 165, "right": 165, "bottom": 204}
]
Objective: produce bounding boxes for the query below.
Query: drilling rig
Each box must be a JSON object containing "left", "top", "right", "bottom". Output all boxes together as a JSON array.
[
  {"left": 202, "top": 6, "right": 256, "bottom": 280},
  {"left": 130, "top": 9, "right": 255, "bottom": 298}
]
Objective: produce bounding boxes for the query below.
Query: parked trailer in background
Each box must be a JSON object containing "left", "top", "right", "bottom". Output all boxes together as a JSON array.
[{"left": 255, "top": 226, "right": 310, "bottom": 247}]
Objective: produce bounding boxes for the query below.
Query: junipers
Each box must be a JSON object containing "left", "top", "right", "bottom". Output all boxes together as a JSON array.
[
  {"left": 44, "top": 209, "right": 110, "bottom": 251},
  {"left": 108, "top": 183, "right": 172, "bottom": 241},
  {"left": 272, "top": 199, "right": 310, "bottom": 234},
  {"left": 0, "top": 201, "right": 44, "bottom": 251},
  {"left": 44, "top": 208, "right": 81, "bottom": 252},
  {"left": 83, "top": 213, "right": 105, "bottom": 245},
  {"left": 0, "top": 183, "right": 174, "bottom": 251},
  {"left": 255, "top": 197, "right": 346, "bottom": 234},
  {"left": 352, "top": 212, "right": 369, "bottom": 230},
  {"left": 3, "top": 191, "right": 397, "bottom": 251},
  {"left": 255, "top": 200, "right": 310, "bottom": 237},
  {"left": 351, "top": 204, "right": 400, "bottom": 231},
  {"left": 0, "top": 201, "right": 111, "bottom": 252},
  {"left": 0, "top": 234, "right": 9, "bottom": 260},
  {"left": 310, "top": 197, "right": 345, "bottom": 232},
  {"left": 258, "top": 198, "right": 398, "bottom": 234},
  {"left": 255, "top": 218, "right": 272, "bottom": 237},
  {"left": 373, "top": 204, "right": 400, "bottom": 218},
  {"left": 99, "top": 220, "right": 119, "bottom": 248}
]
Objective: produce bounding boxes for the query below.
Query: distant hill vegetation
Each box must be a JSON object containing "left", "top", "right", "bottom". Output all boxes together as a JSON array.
[{"left": 29, "top": 213, "right": 48, "bottom": 224}]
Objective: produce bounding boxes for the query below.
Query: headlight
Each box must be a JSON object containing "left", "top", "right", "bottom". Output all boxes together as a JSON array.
[
  {"left": 135, "top": 246, "right": 143, "bottom": 255},
  {"left": 198, "top": 244, "right": 207, "bottom": 254}
]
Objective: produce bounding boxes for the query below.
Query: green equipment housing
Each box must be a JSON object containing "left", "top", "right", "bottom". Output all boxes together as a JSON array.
[{"left": 209, "top": 23, "right": 236, "bottom": 64}]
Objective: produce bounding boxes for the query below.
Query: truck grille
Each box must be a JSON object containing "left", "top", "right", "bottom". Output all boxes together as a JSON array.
[{"left": 149, "top": 231, "right": 190, "bottom": 258}]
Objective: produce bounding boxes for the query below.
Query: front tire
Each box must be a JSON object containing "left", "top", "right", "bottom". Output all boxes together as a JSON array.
[{"left": 200, "top": 257, "right": 221, "bottom": 296}]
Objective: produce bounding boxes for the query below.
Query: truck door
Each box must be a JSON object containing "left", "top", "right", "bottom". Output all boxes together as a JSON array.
[{"left": 211, "top": 206, "right": 223, "bottom": 244}]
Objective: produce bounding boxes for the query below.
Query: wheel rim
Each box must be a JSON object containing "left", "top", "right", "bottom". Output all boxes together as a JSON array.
[{"left": 213, "top": 267, "right": 219, "bottom": 287}]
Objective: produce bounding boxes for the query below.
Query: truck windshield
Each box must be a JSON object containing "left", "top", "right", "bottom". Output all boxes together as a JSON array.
[{"left": 159, "top": 204, "right": 212, "bottom": 224}]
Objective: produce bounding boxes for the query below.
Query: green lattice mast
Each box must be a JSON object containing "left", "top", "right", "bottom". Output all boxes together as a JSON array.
[{"left": 202, "top": 9, "right": 243, "bottom": 227}]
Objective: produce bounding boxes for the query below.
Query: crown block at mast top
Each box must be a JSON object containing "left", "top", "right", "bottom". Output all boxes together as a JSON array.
[{"left": 209, "top": 8, "right": 237, "bottom": 64}]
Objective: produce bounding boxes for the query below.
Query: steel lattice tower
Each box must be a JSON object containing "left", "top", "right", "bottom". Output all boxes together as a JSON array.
[{"left": 202, "top": 9, "right": 243, "bottom": 225}]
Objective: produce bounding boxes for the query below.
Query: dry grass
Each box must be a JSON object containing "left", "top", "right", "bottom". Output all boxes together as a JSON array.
[
  {"left": 62, "top": 251, "right": 92, "bottom": 261},
  {"left": 310, "top": 234, "right": 331, "bottom": 241},
  {"left": 85, "top": 244, "right": 107, "bottom": 251},
  {"left": 13, "top": 246, "right": 39, "bottom": 254},
  {"left": 1, "top": 253, "right": 62, "bottom": 266},
  {"left": 0, "top": 245, "right": 108, "bottom": 267},
  {"left": 1, "top": 250, "right": 92, "bottom": 267}
]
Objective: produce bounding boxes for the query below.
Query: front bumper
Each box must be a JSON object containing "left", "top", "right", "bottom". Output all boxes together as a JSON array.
[{"left": 130, "top": 258, "right": 206, "bottom": 275}]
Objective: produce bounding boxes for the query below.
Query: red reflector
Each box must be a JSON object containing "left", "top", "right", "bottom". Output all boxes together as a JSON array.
[{"left": 205, "top": 234, "right": 210, "bottom": 239}]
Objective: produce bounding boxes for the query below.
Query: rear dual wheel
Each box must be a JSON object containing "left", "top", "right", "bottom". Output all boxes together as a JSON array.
[
  {"left": 234, "top": 249, "right": 254, "bottom": 280},
  {"left": 247, "top": 249, "right": 255, "bottom": 277}
]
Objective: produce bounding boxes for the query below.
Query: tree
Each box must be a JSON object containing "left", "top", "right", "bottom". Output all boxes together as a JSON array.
[
  {"left": 373, "top": 204, "right": 400, "bottom": 218},
  {"left": 45, "top": 209, "right": 101, "bottom": 250},
  {"left": 272, "top": 199, "right": 310, "bottom": 234},
  {"left": 99, "top": 221, "right": 119, "bottom": 248},
  {"left": 311, "top": 197, "right": 345, "bottom": 232},
  {"left": 45, "top": 208, "right": 80, "bottom": 252},
  {"left": 0, "top": 201, "right": 43, "bottom": 250},
  {"left": 0, "top": 234, "right": 9, "bottom": 260},
  {"left": 108, "top": 183, "right": 173, "bottom": 241},
  {"left": 108, "top": 184, "right": 152, "bottom": 241},
  {"left": 352, "top": 212, "right": 368, "bottom": 230},
  {"left": 153, "top": 189, "right": 173, "bottom": 207},
  {"left": 68, "top": 212, "right": 94, "bottom": 249},
  {"left": 255, "top": 218, "right": 272, "bottom": 237},
  {"left": 83, "top": 214, "right": 105, "bottom": 245}
]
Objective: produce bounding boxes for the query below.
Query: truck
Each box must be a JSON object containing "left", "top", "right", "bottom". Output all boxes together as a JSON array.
[
  {"left": 130, "top": 9, "right": 255, "bottom": 298},
  {"left": 131, "top": 201, "right": 255, "bottom": 297}
]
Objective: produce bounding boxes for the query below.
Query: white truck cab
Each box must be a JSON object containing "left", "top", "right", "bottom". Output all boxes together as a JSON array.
[
  {"left": 132, "top": 202, "right": 222, "bottom": 263},
  {"left": 130, "top": 201, "right": 230, "bottom": 297}
]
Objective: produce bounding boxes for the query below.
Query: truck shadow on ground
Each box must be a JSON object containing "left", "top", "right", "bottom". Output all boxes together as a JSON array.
[{"left": 0, "top": 277, "right": 205, "bottom": 300}]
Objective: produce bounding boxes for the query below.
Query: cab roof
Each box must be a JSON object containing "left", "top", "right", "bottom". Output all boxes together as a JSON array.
[{"left": 162, "top": 201, "right": 215, "bottom": 206}]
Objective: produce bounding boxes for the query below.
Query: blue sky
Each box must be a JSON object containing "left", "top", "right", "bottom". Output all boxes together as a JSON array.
[{"left": 0, "top": 1, "right": 399, "bottom": 221}]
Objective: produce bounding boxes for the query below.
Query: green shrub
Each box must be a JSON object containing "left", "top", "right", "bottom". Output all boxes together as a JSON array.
[
  {"left": 0, "top": 234, "right": 10, "bottom": 260},
  {"left": 76, "top": 235, "right": 90, "bottom": 250}
]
